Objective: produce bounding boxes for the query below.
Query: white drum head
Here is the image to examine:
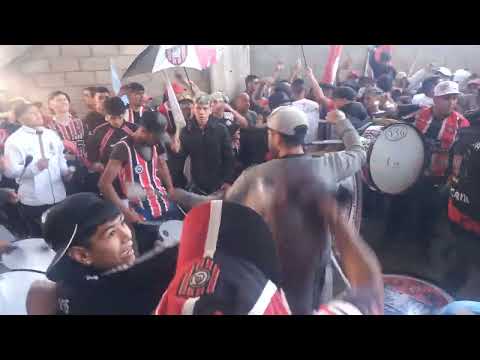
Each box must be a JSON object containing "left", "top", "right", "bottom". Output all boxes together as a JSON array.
[
  {"left": 369, "top": 124, "right": 425, "bottom": 194},
  {"left": 2, "top": 238, "right": 55, "bottom": 273},
  {"left": 158, "top": 221, "right": 183, "bottom": 248},
  {"left": 0, "top": 271, "right": 47, "bottom": 315}
]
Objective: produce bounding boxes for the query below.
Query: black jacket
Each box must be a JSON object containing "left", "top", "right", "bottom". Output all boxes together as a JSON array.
[
  {"left": 49, "top": 247, "right": 177, "bottom": 315},
  {"left": 179, "top": 117, "right": 234, "bottom": 194}
]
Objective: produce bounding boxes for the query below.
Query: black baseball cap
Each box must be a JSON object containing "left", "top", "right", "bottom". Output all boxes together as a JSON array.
[
  {"left": 43, "top": 193, "right": 121, "bottom": 281},
  {"left": 332, "top": 86, "right": 357, "bottom": 101},
  {"left": 268, "top": 90, "right": 292, "bottom": 110},
  {"left": 138, "top": 111, "right": 170, "bottom": 145}
]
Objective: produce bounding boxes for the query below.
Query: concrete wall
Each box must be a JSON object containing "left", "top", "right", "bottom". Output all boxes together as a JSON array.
[
  {"left": 209, "top": 45, "right": 250, "bottom": 100},
  {"left": 250, "top": 45, "right": 480, "bottom": 80},
  {"left": 0, "top": 45, "right": 211, "bottom": 117}
]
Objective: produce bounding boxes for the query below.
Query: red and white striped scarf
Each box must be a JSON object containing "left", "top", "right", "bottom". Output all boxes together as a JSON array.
[
  {"left": 126, "top": 106, "right": 144, "bottom": 123},
  {"left": 415, "top": 107, "right": 469, "bottom": 177}
]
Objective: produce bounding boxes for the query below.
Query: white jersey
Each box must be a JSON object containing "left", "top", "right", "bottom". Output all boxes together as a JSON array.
[
  {"left": 292, "top": 98, "right": 320, "bottom": 144},
  {"left": 4, "top": 126, "right": 68, "bottom": 206}
]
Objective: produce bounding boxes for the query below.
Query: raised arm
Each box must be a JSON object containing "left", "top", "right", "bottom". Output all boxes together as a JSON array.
[
  {"left": 98, "top": 144, "right": 144, "bottom": 224},
  {"left": 326, "top": 201, "right": 384, "bottom": 315},
  {"left": 305, "top": 67, "right": 333, "bottom": 110},
  {"left": 323, "top": 110, "right": 367, "bottom": 182},
  {"left": 224, "top": 103, "right": 249, "bottom": 129}
]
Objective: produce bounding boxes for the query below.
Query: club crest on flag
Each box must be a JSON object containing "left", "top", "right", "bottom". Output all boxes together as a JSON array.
[
  {"left": 165, "top": 46, "right": 188, "bottom": 66},
  {"left": 134, "top": 165, "right": 144, "bottom": 174}
]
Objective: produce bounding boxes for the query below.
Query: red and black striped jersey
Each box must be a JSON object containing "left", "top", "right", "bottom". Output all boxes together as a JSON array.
[
  {"left": 46, "top": 114, "right": 87, "bottom": 160},
  {"left": 112, "top": 137, "right": 169, "bottom": 220},
  {"left": 87, "top": 121, "right": 137, "bottom": 165}
]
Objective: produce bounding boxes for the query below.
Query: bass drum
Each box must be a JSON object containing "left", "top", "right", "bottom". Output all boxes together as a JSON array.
[
  {"left": 336, "top": 173, "right": 363, "bottom": 231},
  {"left": 359, "top": 122, "right": 426, "bottom": 195},
  {"left": 0, "top": 271, "right": 47, "bottom": 315},
  {"left": 383, "top": 274, "right": 453, "bottom": 315}
]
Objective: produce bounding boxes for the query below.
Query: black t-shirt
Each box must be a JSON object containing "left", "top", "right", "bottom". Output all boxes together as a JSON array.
[
  {"left": 84, "top": 111, "right": 106, "bottom": 136},
  {"left": 87, "top": 122, "right": 138, "bottom": 165},
  {"left": 425, "top": 115, "right": 444, "bottom": 140},
  {"left": 211, "top": 113, "right": 240, "bottom": 137},
  {"left": 340, "top": 102, "right": 369, "bottom": 129},
  {"left": 450, "top": 137, "right": 480, "bottom": 221}
]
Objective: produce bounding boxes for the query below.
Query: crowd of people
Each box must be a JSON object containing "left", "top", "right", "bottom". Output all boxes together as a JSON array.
[{"left": 0, "top": 44, "right": 479, "bottom": 315}]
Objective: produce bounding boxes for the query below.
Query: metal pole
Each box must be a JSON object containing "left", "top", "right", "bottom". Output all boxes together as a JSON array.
[
  {"left": 300, "top": 45, "right": 308, "bottom": 68},
  {"left": 183, "top": 67, "right": 194, "bottom": 93}
]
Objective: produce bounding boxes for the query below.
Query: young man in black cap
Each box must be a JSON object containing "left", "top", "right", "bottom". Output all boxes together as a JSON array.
[
  {"left": 86, "top": 97, "right": 137, "bottom": 193},
  {"left": 125, "top": 82, "right": 148, "bottom": 124},
  {"left": 87, "top": 97, "right": 137, "bottom": 170},
  {"left": 99, "top": 111, "right": 179, "bottom": 253},
  {"left": 27, "top": 192, "right": 177, "bottom": 315},
  {"left": 174, "top": 94, "right": 234, "bottom": 195}
]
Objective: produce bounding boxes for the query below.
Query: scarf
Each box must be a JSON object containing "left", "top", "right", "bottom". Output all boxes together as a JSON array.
[{"left": 415, "top": 107, "right": 469, "bottom": 177}]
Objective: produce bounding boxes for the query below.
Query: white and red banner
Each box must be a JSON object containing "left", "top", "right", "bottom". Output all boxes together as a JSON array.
[
  {"left": 153, "top": 45, "right": 224, "bottom": 72},
  {"left": 322, "top": 45, "right": 343, "bottom": 85},
  {"left": 162, "top": 71, "right": 186, "bottom": 129}
]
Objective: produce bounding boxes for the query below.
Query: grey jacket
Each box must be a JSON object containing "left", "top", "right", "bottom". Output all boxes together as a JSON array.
[{"left": 226, "top": 117, "right": 366, "bottom": 204}]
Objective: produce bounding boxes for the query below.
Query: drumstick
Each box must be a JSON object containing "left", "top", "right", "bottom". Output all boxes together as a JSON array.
[
  {"left": 126, "top": 182, "right": 165, "bottom": 202},
  {"left": 330, "top": 252, "right": 352, "bottom": 289}
]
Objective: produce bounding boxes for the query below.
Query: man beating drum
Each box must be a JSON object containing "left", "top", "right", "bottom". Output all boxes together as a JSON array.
[{"left": 172, "top": 106, "right": 367, "bottom": 310}]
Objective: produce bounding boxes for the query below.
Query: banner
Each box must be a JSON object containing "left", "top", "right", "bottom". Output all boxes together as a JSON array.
[
  {"left": 110, "top": 59, "right": 129, "bottom": 105},
  {"left": 162, "top": 71, "right": 186, "bottom": 129},
  {"left": 152, "top": 45, "right": 224, "bottom": 73},
  {"left": 322, "top": 45, "right": 343, "bottom": 85}
]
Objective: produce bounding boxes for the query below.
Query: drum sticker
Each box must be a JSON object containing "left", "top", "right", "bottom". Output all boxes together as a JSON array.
[
  {"left": 385, "top": 125, "right": 408, "bottom": 142},
  {"left": 386, "top": 157, "right": 400, "bottom": 169},
  {"left": 383, "top": 276, "right": 452, "bottom": 315},
  {"left": 58, "top": 298, "right": 70, "bottom": 315},
  {"left": 177, "top": 257, "right": 220, "bottom": 298},
  {"left": 384, "top": 287, "right": 433, "bottom": 315},
  {"left": 134, "top": 165, "right": 144, "bottom": 174}
]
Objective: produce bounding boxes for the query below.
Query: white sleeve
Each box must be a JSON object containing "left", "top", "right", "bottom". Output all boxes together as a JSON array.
[
  {"left": 407, "top": 69, "right": 428, "bottom": 92},
  {"left": 4, "top": 139, "right": 42, "bottom": 179}
]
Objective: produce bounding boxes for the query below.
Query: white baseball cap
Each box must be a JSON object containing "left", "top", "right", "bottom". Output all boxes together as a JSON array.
[
  {"left": 434, "top": 81, "right": 460, "bottom": 97},
  {"left": 435, "top": 66, "right": 452, "bottom": 78},
  {"left": 267, "top": 106, "right": 308, "bottom": 136},
  {"left": 453, "top": 69, "right": 471, "bottom": 83}
]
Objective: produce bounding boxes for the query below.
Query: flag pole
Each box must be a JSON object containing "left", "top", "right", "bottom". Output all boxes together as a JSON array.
[
  {"left": 300, "top": 45, "right": 308, "bottom": 68},
  {"left": 183, "top": 67, "right": 194, "bottom": 93}
]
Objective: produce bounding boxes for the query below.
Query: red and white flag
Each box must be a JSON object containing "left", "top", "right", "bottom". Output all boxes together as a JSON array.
[
  {"left": 322, "top": 45, "right": 343, "bottom": 85},
  {"left": 153, "top": 45, "right": 224, "bottom": 72},
  {"left": 162, "top": 71, "right": 186, "bottom": 129}
]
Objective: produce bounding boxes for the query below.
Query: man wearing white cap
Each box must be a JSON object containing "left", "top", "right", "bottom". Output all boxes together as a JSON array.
[{"left": 408, "top": 80, "right": 470, "bottom": 256}]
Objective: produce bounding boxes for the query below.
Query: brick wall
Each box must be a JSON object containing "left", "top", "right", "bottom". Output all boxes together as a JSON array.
[{"left": 1, "top": 45, "right": 211, "bottom": 117}]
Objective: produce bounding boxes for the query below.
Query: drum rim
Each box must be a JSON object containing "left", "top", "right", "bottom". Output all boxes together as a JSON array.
[
  {"left": 363, "top": 122, "right": 428, "bottom": 195},
  {"left": 383, "top": 273, "right": 454, "bottom": 303}
]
